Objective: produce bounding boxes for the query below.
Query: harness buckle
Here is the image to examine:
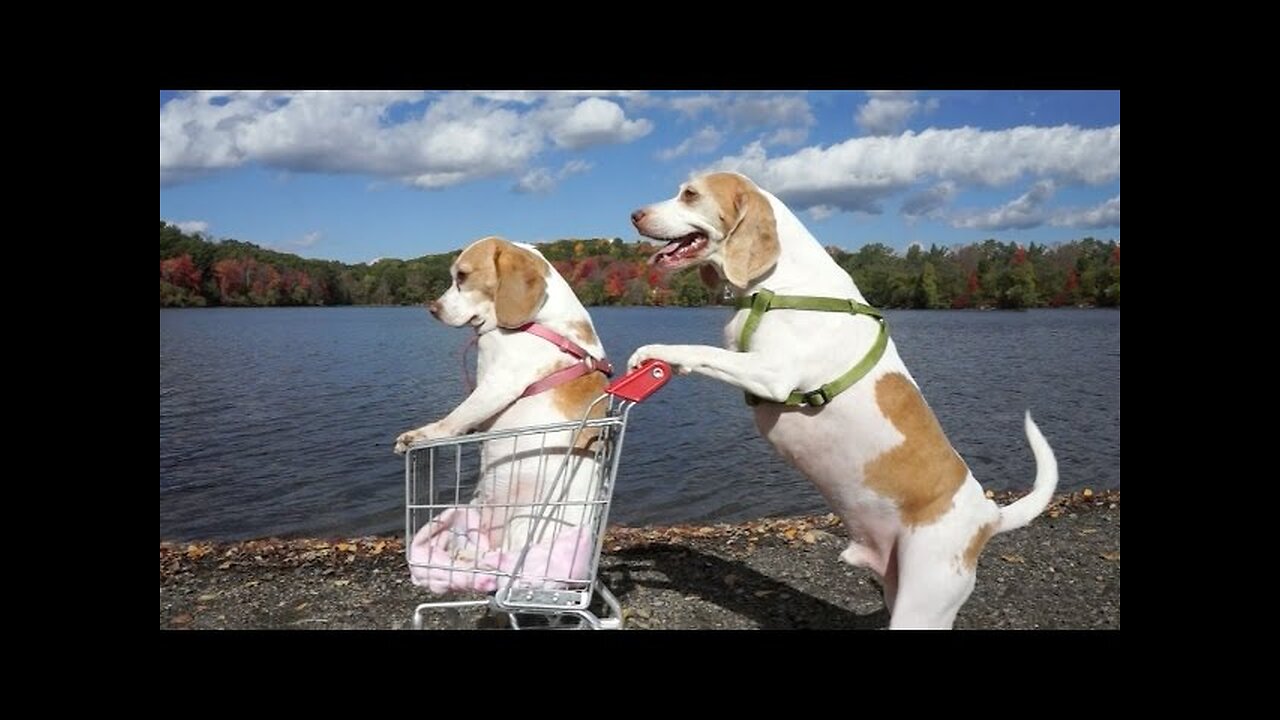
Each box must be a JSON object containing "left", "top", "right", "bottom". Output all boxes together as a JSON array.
[
  {"left": 803, "top": 388, "right": 831, "bottom": 407},
  {"left": 596, "top": 358, "right": 615, "bottom": 377}
]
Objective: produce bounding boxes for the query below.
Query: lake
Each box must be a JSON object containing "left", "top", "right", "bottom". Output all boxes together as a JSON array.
[{"left": 160, "top": 306, "right": 1120, "bottom": 542}]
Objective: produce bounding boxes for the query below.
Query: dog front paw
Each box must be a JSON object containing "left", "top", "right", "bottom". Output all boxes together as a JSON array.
[
  {"left": 393, "top": 430, "right": 419, "bottom": 455},
  {"left": 629, "top": 345, "right": 688, "bottom": 375},
  {"left": 629, "top": 345, "right": 666, "bottom": 370},
  {"left": 394, "top": 422, "right": 455, "bottom": 454}
]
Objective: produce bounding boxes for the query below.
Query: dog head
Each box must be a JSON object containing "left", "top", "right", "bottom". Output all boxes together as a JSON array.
[
  {"left": 429, "top": 236, "right": 549, "bottom": 333},
  {"left": 631, "top": 171, "right": 780, "bottom": 290}
]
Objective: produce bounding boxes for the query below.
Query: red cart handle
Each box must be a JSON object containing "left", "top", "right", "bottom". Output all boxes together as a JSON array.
[{"left": 604, "top": 359, "right": 673, "bottom": 402}]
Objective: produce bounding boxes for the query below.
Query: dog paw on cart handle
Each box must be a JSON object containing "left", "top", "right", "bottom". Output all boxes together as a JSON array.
[
  {"left": 394, "top": 421, "right": 453, "bottom": 454},
  {"left": 628, "top": 345, "right": 690, "bottom": 375}
]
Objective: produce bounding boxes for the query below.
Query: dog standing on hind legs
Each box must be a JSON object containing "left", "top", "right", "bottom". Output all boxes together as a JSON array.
[{"left": 628, "top": 172, "right": 1059, "bottom": 629}]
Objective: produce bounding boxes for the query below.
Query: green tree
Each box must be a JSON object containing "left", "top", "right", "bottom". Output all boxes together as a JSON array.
[{"left": 914, "top": 262, "right": 943, "bottom": 309}]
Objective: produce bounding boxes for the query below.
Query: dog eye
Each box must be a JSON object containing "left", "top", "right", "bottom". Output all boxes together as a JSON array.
[
  {"left": 455, "top": 271, "right": 468, "bottom": 285},
  {"left": 681, "top": 188, "right": 699, "bottom": 202}
]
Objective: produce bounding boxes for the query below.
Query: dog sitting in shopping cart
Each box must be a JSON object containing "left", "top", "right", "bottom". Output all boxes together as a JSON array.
[{"left": 395, "top": 236, "right": 613, "bottom": 593}]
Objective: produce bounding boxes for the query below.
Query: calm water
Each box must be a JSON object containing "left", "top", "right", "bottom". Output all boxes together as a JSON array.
[{"left": 160, "top": 307, "right": 1120, "bottom": 542}]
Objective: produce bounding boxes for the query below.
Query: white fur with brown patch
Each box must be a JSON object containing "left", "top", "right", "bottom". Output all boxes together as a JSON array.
[
  {"left": 395, "top": 236, "right": 610, "bottom": 551},
  {"left": 628, "top": 173, "right": 1059, "bottom": 629}
]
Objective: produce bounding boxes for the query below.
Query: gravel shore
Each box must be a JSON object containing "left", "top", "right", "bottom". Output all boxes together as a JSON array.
[{"left": 160, "top": 490, "right": 1118, "bottom": 630}]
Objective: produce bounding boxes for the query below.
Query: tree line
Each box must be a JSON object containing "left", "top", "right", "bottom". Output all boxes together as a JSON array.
[{"left": 160, "top": 221, "right": 1119, "bottom": 309}]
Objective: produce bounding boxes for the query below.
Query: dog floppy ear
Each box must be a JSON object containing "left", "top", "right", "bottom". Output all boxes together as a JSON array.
[
  {"left": 722, "top": 187, "right": 780, "bottom": 289},
  {"left": 494, "top": 242, "right": 548, "bottom": 328}
]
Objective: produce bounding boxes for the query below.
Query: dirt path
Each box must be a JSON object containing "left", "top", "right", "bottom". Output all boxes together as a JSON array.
[{"left": 160, "top": 491, "right": 1119, "bottom": 630}]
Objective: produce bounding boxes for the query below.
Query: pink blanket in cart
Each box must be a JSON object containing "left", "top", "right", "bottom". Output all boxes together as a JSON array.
[{"left": 408, "top": 507, "right": 593, "bottom": 594}]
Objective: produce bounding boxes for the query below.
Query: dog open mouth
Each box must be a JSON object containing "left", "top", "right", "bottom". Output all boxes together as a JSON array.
[{"left": 648, "top": 232, "right": 709, "bottom": 270}]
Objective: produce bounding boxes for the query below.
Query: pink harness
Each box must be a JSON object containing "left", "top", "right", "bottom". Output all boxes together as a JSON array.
[
  {"left": 462, "top": 323, "right": 613, "bottom": 397},
  {"left": 517, "top": 322, "right": 614, "bottom": 397}
]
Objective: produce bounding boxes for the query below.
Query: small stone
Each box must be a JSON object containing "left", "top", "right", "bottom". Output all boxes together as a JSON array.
[
  {"left": 984, "top": 489, "right": 995, "bottom": 499},
  {"left": 1082, "top": 488, "right": 1094, "bottom": 498},
  {"left": 197, "top": 594, "right": 218, "bottom": 603},
  {"left": 802, "top": 532, "right": 817, "bottom": 545}
]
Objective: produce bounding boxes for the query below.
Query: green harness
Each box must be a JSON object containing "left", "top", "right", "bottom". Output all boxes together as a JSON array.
[{"left": 735, "top": 289, "right": 888, "bottom": 407}]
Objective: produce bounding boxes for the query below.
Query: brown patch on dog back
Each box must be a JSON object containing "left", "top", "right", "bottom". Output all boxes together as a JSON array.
[
  {"left": 569, "top": 320, "right": 597, "bottom": 347},
  {"left": 551, "top": 371, "right": 608, "bottom": 448},
  {"left": 701, "top": 173, "right": 779, "bottom": 288},
  {"left": 865, "top": 372, "right": 970, "bottom": 526},
  {"left": 962, "top": 522, "right": 996, "bottom": 570}
]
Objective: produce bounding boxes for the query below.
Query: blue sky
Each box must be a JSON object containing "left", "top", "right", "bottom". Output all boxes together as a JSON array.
[{"left": 160, "top": 90, "right": 1119, "bottom": 264}]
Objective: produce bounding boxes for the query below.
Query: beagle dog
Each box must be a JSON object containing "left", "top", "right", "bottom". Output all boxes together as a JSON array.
[
  {"left": 629, "top": 172, "right": 1059, "bottom": 629},
  {"left": 395, "top": 236, "right": 612, "bottom": 588}
]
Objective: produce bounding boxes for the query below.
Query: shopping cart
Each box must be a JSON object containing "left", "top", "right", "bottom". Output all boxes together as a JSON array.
[{"left": 405, "top": 359, "right": 672, "bottom": 630}]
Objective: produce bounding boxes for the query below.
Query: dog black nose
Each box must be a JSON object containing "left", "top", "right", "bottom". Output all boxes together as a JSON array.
[
  {"left": 630, "top": 209, "right": 646, "bottom": 226},
  {"left": 427, "top": 300, "right": 441, "bottom": 316}
]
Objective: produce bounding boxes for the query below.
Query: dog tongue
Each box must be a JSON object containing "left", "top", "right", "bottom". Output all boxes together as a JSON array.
[{"left": 650, "top": 242, "right": 684, "bottom": 264}]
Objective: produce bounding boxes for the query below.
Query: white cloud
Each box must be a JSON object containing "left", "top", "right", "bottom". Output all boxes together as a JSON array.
[
  {"left": 560, "top": 159, "right": 592, "bottom": 176},
  {"left": 856, "top": 91, "right": 938, "bottom": 136},
  {"left": 666, "top": 92, "right": 814, "bottom": 131},
  {"left": 512, "top": 159, "right": 595, "bottom": 194},
  {"left": 705, "top": 124, "right": 1120, "bottom": 214},
  {"left": 723, "top": 95, "right": 813, "bottom": 130},
  {"left": 479, "top": 90, "right": 646, "bottom": 105},
  {"left": 160, "top": 91, "right": 650, "bottom": 189},
  {"left": 1051, "top": 195, "right": 1120, "bottom": 228},
  {"left": 514, "top": 168, "right": 556, "bottom": 194},
  {"left": 658, "top": 126, "right": 723, "bottom": 161},
  {"left": 541, "top": 97, "right": 652, "bottom": 150},
  {"left": 669, "top": 94, "right": 720, "bottom": 117},
  {"left": 900, "top": 181, "right": 957, "bottom": 219},
  {"left": 295, "top": 231, "right": 321, "bottom": 248},
  {"left": 763, "top": 127, "right": 809, "bottom": 147},
  {"left": 808, "top": 205, "right": 837, "bottom": 221},
  {"left": 952, "top": 181, "right": 1057, "bottom": 231},
  {"left": 174, "top": 220, "right": 209, "bottom": 235}
]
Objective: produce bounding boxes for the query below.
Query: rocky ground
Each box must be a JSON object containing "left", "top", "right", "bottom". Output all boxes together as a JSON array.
[{"left": 160, "top": 490, "right": 1119, "bottom": 630}]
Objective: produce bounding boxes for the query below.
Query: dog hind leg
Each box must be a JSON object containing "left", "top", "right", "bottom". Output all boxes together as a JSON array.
[{"left": 886, "top": 535, "right": 976, "bottom": 630}]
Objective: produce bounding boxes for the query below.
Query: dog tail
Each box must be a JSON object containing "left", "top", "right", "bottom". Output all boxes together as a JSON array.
[{"left": 995, "top": 411, "right": 1059, "bottom": 534}]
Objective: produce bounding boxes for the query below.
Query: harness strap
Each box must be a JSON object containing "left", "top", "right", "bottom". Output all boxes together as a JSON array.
[
  {"left": 733, "top": 289, "right": 887, "bottom": 407},
  {"left": 517, "top": 322, "right": 613, "bottom": 398}
]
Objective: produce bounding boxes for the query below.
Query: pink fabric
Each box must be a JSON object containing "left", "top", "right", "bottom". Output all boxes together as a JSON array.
[{"left": 408, "top": 507, "right": 594, "bottom": 595}]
